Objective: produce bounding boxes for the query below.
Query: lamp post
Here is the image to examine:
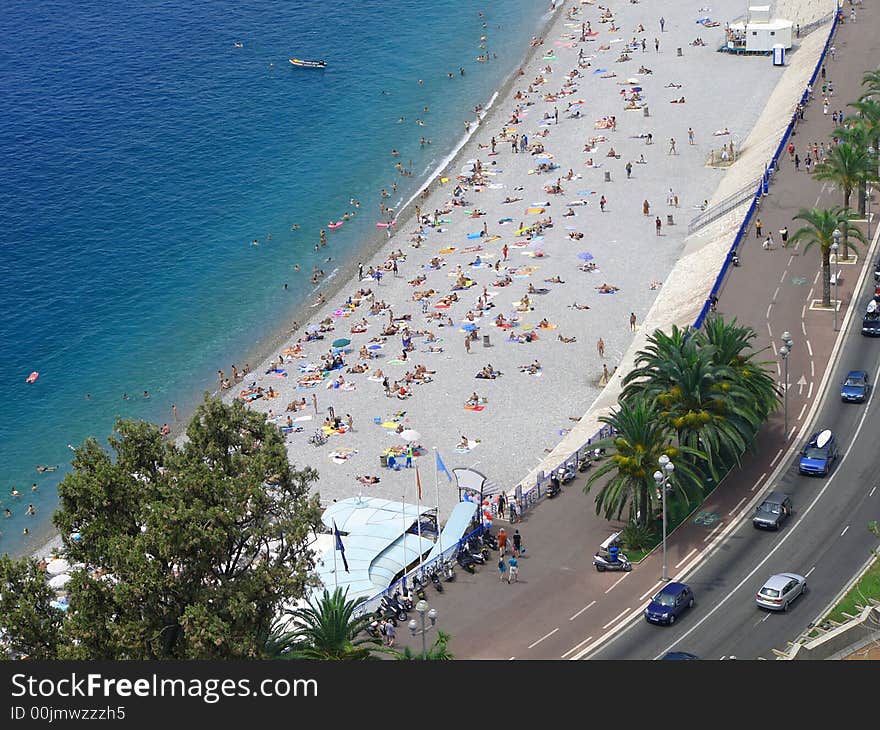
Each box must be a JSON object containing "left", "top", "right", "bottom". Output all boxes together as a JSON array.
[
  {"left": 653, "top": 455, "right": 675, "bottom": 582},
  {"left": 832, "top": 228, "right": 841, "bottom": 331},
  {"left": 868, "top": 183, "right": 874, "bottom": 240},
  {"left": 779, "top": 331, "right": 793, "bottom": 439},
  {"left": 408, "top": 599, "right": 438, "bottom": 660}
]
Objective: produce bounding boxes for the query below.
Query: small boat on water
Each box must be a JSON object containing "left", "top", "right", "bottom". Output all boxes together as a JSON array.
[{"left": 290, "top": 58, "right": 326, "bottom": 69}]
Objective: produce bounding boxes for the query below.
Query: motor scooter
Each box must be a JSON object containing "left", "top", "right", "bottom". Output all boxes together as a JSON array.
[
  {"left": 556, "top": 462, "right": 576, "bottom": 484},
  {"left": 593, "top": 551, "right": 632, "bottom": 572},
  {"left": 546, "top": 475, "right": 562, "bottom": 498}
]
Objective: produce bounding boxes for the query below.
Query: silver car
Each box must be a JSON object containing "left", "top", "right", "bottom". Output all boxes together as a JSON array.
[{"left": 755, "top": 573, "right": 807, "bottom": 611}]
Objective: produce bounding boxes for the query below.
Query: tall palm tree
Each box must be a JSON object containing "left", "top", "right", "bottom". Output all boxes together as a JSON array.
[
  {"left": 861, "top": 69, "right": 880, "bottom": 99},
  {"left": 394, "top": 630, "right": 455, "bottom": 660},
  {"left": 276, "top": 587, "right": 383, "bottom": 660},
  {"left": 584, "top": 396, "right": 705, "bottom": 526},
  {"left": 786, "top": 206, "right": 866, "bottom": 308},
  {"left": 623, "top": 328, "right": 766, "bottom": 478},
  {"left": 696, "top": 316, "right": 780, "bottom": 424},
  {"left": 813, "top": 144, "right": 873, "bottom": 257}
]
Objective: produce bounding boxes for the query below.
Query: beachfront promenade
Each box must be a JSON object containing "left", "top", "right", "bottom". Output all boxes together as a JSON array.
[
  {"left": 230, "top": 0, "right": 800, "bottom": 519},
  {"left": 393, "top": 0, "right": 877, "bottom": 660}
]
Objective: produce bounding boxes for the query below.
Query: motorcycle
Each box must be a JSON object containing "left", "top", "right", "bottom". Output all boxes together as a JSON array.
[
  {"left": 577, "top": 453, "right": 593, "bottom": 473},
  {"left": 456, "top": 551, "right": 476, "bottom": 573},
  {"left": 482, "top": 530, "right": 498, "bottom": 551},
  {"left": 381, "top": 595, "right": 407, "bottom": 622},
  {"left": 397, "top": 588, "right": 414, "bottom": 611},
  {"left": 592, "top": 551, "right": 632, "bottom": 572},
  {"left": 367, "top": 615, "right": 384, "bottom": 638},
  {"left": 546, "top": 475, "right": 562, "bottom": 498},
  {"left": 467, "top": 536, "right": 488, "bottom": 563},
  {"left": 412, "top": 575, "right": 427, "bottom": 600},
  {"left": 429, "top": 570, "right": 444, "bottom": 593},
  {"left": 556, "top": 462, "right": 576, "bottom": 484},
  {"left": 443, "top": 562, "right": 456, "bottom": 581}
]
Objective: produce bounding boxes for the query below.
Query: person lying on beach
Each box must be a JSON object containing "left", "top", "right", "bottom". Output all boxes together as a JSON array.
[
  {"left": 670, "top": 96, "right": 686, "bottom": 103},
  {"left": 665, "top": 82, "right": 683, "bottom": 89},
  {"left": 357, "top": 475, "right": 381, "bottom": 485},
  {"left": 558, "top": 334, "right": 577, "bottom": 343},
  {"left": 520, "top": 360, "right": 542, "bottom": 374},
  {"left": 381, "top": 324, "right": 399, "bottom": 336},
  {"left": 503, "top": 196, "right": 523, "bottom": 204},
  {"left": 493, "top": 275, "right": 513, "bottom": 287},
  {"left": 544, "top": 275, "right": 565, "bottom": 283},
  {"left": 606, "top": 147, "right": 620, "bottom": 158},
  {"left": 563, "top": 208, "right": 575, "bottom": 217},
  {"left": 713, "top": 127, "right": 730, "bottom": 135},
  {"left": 638, "top": 65, "right": 652, "bottom": 74},
  {"left": 537, "top": 318, "right": 553, "bottom": 329},
  {"left": 596, "top": 283, "right": 620, "bottom": 293},
  {"left": 465, "top": 392, "right": 484, "bottom": 407},
  {"left": 476, "top": 364, "right": 499, "bottom": 379},
  {"left": 286, "top": 397, "right": 307, "bottom": 412},
  {"left": 568, "top": 231, "right": 585, "bottom": 241},
  {"left": 650, "top": 279, "right": 663, "bottom": 290}
]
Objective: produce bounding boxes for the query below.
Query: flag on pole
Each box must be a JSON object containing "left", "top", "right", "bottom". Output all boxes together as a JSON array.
[
  {"left": 416, "top": 467, "right": 423, "bottom": 500},
  {"left": 436, "top": 450, "right": 453, "bottom": 482},
  {"left": 333, "top": 520, "right": 349, "bottom": 573}
]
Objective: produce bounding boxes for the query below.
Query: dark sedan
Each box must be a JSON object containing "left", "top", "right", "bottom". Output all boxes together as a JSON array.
[{"left": 644, "top": 582, "right": 694, "bottom": 625}]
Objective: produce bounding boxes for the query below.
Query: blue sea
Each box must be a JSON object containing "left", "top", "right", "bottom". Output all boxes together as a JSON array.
[{"left": 0, "top": 0, "right": 550, "bottom": 554}]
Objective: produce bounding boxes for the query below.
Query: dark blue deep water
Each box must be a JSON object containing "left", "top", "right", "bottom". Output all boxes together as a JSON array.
[{"left": 0, "top": 0, "right": 549, "bottom": 553}]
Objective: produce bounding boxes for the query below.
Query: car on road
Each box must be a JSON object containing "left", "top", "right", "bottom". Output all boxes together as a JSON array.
[
  {"left": 755, "top": 573, "right": 807, "bottom": 611},
  {"left": 753, "top": 491, "right": 793, "bottom": 530},
  {"left": 862, "top": 302, "right": 880, "bottom": 336},
  {"left": 798, "top": 429, "right": 838, "bottom": 476},
  {"left": 660, "top": 651, "right": 700, "bottom": 660},
  {"left": 644, "top": 582, "right": 694, "bottom": 625},
  {"left": 840, "top": 370, "right": 870, "bottom": 403}
]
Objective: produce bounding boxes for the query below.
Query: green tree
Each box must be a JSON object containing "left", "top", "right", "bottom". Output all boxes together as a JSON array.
[
  {"left": 394, "top": 630, "right": 455, "bottom": 660},
  {"left": 280, "top": 587, "right": 383, "bottom": 660},
  {"left": 583, "top": 396, "right": 705, "bottom": 526},
  {"left": 622, "top": 326, "right": 764, "bottom": 479},
  {"left": 860, "top": 69, "right": 880, "bottom": 99},
  {"left": 813, "top": 144, "right": 874, "bottom": 257},
  {"left": 0, "top": 556, "right": 65, "bottom": 659},
  {"left": 786, "top": 206, "right": 866, "bottom": 308},
  {"left": 50, "top": 395, "right": 322, "bottom": 659}
]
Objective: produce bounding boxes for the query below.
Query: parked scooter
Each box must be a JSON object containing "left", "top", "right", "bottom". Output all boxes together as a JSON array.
[
  {"left": 412, "top": 575, "right": 428, "bottom": 600},
  {"left": 592, "top": 551, "right": 632, "bottom": 572},
  {"left": 482, "top": 530, "right": 498, "bottom": 551},
  {"left": 456, "top": 551, "right": 476, "bottom": 573},
  {"left": 546, "top": 474, "right": 562, "bottom": 498},
  {"left": 556, "top": 462, "right": 576, "bottom": 484},
  {"left": 443, "top": 561, "right": 456, "bottom": 581},
  {"left": 381, "top": 595, "right": 407, "bottom": 622},
  {"left": 577, "top": 452, "right": 593, "bottom": 473},
  {"left": 429, "top": 570, "right": 444, "bottom": 593}
]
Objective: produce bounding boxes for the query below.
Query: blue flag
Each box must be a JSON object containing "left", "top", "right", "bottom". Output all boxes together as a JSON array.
[
  {"left": 333, "top": 520, "right": 349, "bottom": 573},
  {"left": 436, "top": 450, "right": 452, "bottom": 482}
]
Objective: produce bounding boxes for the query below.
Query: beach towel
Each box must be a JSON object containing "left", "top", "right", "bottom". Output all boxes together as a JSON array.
[
  {"left": 526, "top": 207, "right": 545, "bottom": 215},
  {"left": 464, "top": 405, "right": 485, "bottom": 411}
]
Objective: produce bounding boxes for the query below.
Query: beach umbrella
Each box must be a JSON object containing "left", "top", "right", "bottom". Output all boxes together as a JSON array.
[
  {"left": 577, "top": 252, "right": 594, "bottom": 261},
  {"left": 46, "top": 558, "right": 69, "bottom": 576},
  {"left": 399, "top": 429, "right": 421, "bottom": 442},
  {"left": 461, "top": 323, "right": 478, "bottom": 331},
  {"left": 48, "top": 573, "right": 72, "bottom": 590},
  {"left": 332, "top": 338, "right": 351, "bottom": 348}
]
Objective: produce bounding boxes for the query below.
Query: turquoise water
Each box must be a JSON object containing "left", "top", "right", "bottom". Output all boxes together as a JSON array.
[{"left": 0, "top": 0, "right": 549, "bottom": 554}]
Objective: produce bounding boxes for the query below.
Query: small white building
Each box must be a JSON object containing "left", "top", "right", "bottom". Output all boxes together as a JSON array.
[{"left": 726, "top": 5, "right": 794, "bottom": 53}]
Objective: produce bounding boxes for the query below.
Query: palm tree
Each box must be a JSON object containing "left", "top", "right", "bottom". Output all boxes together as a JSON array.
[
  {"left": 394, "top": 630, "right": 455, "bottom": 660},
  {"left": 861, "top": 69, "right": 880, "bottom": 99},
  {"left": 786, "top": 206, "right": 866, "bottom": 308},
  {"left": 696, "top": 316, "right": 780, "bottom": 423},
  {"left": 813, "top": 144, "right": 873, "bottom": 257},
  {"left": 583, "top": 396, "right": 705, "bottom": 526},
  {"left": 276, "top": 587, "right": 383, "bottom": 660},
  {"left": 622, "top": 327, "right": 766, "bottom": 479}
]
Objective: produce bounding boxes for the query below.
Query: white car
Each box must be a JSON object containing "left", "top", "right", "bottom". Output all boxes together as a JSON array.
[{"left": 755, "top": 573, "right": 807, "bottom": 611}]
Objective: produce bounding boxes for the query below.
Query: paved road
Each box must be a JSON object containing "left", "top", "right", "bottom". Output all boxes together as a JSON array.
[{"left": 393, "top": 11, "right": 880, "bottom": 660}]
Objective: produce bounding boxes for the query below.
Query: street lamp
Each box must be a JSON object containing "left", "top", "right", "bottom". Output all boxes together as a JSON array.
[
  {"left": 408, "top": 599, "right": 438, "bottom": 660},
  {"left": 779, "top": 331, "right": 793, "bottom": 439},
  {"left": 868, "top": 183, "right": 874, "bottom": 240},
  {"left": 653, "top": 455, "right": 675, "bottom": 582},
  {"left": 832, "top": 227, "right": 841, "bottom": 331}
]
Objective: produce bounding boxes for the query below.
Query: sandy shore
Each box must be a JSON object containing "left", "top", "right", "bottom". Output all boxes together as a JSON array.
[{"left": 226, "top": 0, "right": 808, "bottom": 519}]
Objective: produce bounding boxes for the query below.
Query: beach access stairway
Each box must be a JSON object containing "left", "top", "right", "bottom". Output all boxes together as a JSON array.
[{"left": 687, "top": 175, "right": 764, "bottom": 235}]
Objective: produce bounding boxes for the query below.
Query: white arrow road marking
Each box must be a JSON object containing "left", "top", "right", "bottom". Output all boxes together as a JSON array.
[{"left": 797, "top": 375, "right": 807, "bottom": 394}]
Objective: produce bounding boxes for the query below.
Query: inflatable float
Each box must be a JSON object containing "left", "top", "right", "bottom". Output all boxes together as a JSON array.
[
  {"left": 328, "top": 221, "right": 344, "bottom": 229},
  {"left": 26, "top": 371, "right": 39, "bottom": 384}
]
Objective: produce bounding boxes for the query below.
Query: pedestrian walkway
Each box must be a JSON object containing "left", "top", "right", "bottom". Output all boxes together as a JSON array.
[{"left": 394, "top": 9, "right": 880, "bottom": 660}]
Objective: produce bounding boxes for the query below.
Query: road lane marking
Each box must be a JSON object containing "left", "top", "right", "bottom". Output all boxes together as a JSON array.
[
  {"left": 509, "top": 656, "right": 516, "bottom": 660},
  {"left": 560, "top": 636, "right": 594, "bottom": 659},
  {"left": 729, "top": 497, "right": 747, "bottom": 515},
  {"left": 639, "top": 580, "right": 664, "bottom": 601},
  {"left": 602, "top": 608, "right": 631, "bottom": 630},
  {"left": 841, "top": 525, "right": 850, "bottom": 537},
  {"left": 771, "top": 340, "right": 778, "bottom": 356},
  {"left": 808, "top": 381, "right": 814, "bottom": 399},
  {"left": 806, "top": 339, "right": 813, "bottom": 357},
  {"left": 767, "top": 321, "right": 773, "bottom": 338},
  {"left": 569, "top": 600, "right": 596, "bottom": 621},
  {"left": 806, "top": 566, "right": 816, "bottom": 577},
  {"left": 813, "top": 270, "right": 820, "bottom": 285},
  {"left": 773, "top": 286, "right": 780, "bottom": 301},
  {"left": 801, "top": 319, "right": 807, "bottom": 336},
  {"left": 766, "top": 303, "right": 773, "bottom": 320},
  {"left": 651, "top": 356, "right": 880, "bottom": 660},
  {"left": 776, "top": 362, "right": 782, "bottom": 376},
  {"left": 675, "top": 548, "right": 697, "bottom": 567},
  {"left": 605, "top": 573, "right": 629, "bottom": 593},
  {"left": 780, "top": 271, "right": 787, "bottom": 284},
  {"left": 761, "top": 613, "right": 771, "bottom": 623},
  {"left": 788, "top": 255, "right": 795, "bottom": 268},
  {"left": 527, "top": 627, "right": 559, "bottom": 649},
  {"left": 811, "top": 360, "right": 815, "bottom": 377},
  {"left": 870, "top": 486, "right": 877, "bottom": 497},
  {"left": 770, "top": 449, "right": 784, "bottom": 467},
  {"left": 788, "top": 425, "right": 798, "bottom": 441},
  {"left": 751, "top": 472, "right": 767, "bottom": 492},
  {"left": 798, "top": 402, "right": 808, "bottom": 420},
  {"left": 703, "top": 522, "right": 725, "bottom": 542},
  {"left": 802, "top": 304, "right": 807, "bottom": 320}
]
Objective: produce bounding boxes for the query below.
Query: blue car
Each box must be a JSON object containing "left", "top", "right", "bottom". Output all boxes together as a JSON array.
[
  {"left": 840, "top": 370, "right": 870, "bottom": 403},
  {"left": 798, "top": 429, "right": 838, "bottom": 476},
  {"left": 644, "top": 582, "right": 694, "bottom": 625}
]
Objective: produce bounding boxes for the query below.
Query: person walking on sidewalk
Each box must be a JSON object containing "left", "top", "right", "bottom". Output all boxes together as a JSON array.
[
  {"left": 498, "top": 555, "right": 508, "bottom": 582},
  {"left": 507, "top": 555, "right": 519, "bottom": 583},
  {"left": 512, "top": 528, "right": 522, "bottom": 557},
  {"left": 655, "top": 216, "right": 662, "bottom": 235},
  {"left": 497, "top": 527, "right": 508, "bottom": 555},
  {"left": 755, "top": 218, "right": 762, "bottom": 238}
]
